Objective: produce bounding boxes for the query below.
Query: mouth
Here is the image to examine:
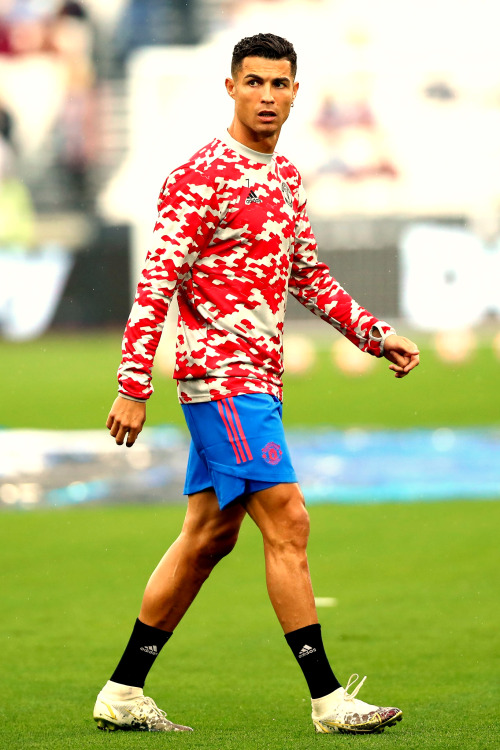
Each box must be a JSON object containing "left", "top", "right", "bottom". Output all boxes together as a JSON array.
[{"left": 257, "top": 110, "right": 278, "bottom": 123}]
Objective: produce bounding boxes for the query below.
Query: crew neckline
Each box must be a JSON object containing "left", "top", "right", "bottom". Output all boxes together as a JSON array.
[{"left": 221, "top": 130, "right": 274, "bottom": 165}]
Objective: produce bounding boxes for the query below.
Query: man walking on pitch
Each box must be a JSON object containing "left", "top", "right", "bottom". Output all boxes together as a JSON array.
[{"left": 94, "top": 33, "right": 419, "bottom": 735}]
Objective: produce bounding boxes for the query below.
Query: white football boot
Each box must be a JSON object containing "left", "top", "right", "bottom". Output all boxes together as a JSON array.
[
  {"left": 93, "top": 692, "right": 193, "bottom": 732},
  {"left": 312, "top": 674, "right": 403, "bottom": 734}
]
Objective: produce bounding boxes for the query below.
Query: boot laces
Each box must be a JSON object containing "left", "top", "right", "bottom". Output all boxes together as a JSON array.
[
  {"left": 344, "top": 674, "right": 367, "bottom": 701},
  {"left": 138, "top": 696, "right": 169, "bottom": 723}
]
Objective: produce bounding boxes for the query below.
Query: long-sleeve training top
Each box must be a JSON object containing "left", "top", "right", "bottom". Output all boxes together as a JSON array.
[{"left": 118, "top": 131, "right": 395, "bottom": 404}]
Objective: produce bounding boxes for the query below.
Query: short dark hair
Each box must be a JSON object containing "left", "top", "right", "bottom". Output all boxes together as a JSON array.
[{"left": 231, "top": 33, "right": 297, "bottom": 79}]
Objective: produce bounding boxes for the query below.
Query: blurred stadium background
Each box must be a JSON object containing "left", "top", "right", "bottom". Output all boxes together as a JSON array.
[{"left": 0, "top": 0, "right": 499, "bottom": 507}]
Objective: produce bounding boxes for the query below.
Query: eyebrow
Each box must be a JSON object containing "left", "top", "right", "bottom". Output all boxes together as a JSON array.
[{"left": 243, "top": 74, "right": 292, "bottom": 84}]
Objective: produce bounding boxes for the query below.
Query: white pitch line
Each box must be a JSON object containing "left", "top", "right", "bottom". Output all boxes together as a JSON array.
[{"left": 314, "top": 597, "right": 338, "bottom": 607}]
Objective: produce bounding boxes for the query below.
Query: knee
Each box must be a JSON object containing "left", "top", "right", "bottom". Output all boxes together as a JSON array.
[
  {"left": 263, "top": 486, "right": 310, "bottom": 553},
  {"left": 283, "top": 506, "right": 310, "bottom": 553},
  {"left": 189, "top": 524, "right": 240, "bottom": 570}
]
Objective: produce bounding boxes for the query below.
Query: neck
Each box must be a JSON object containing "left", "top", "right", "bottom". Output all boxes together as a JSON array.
[{"left": 227, "top": 118, "right": 279, "bottom": 154}]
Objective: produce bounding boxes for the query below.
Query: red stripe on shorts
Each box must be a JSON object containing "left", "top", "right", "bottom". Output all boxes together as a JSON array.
[
  {"left": 227, "top": 397, "right": 254, "bottom": 461},
  {"left": 221, "top": 399, "right": 248, "bottom": 463},
  {"left": 217, "top": 400, "right": 244, "bottom": 464}
]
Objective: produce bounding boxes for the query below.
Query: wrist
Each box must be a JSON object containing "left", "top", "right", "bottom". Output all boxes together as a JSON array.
[
  {"left": 370, "top": 323, "right": 397, "bottom": 356},
  {"left": 118, "top": 391, "right": 147, "bottom": 404}
]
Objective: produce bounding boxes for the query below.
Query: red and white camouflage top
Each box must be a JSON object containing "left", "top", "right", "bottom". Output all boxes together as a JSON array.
[{"left": 118, "top": 131, "right": 394, "bottom": 404}]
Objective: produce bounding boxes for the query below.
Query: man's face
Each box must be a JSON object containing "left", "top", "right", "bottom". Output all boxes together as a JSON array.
[{"left": 226, "top": 56, "right": 299, "bottom": 149}]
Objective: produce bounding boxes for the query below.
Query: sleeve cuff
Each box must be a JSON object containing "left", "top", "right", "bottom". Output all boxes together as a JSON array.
[
  {"left": 118, "top": 391, "right": 148, "bottom": 403},
  {"left": 368, "top": 322, "right": 397, "bottom": 357}
]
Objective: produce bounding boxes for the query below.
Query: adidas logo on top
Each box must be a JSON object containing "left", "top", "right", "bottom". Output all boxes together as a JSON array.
[
  {"left": 245, "top": 190, "right": 262, "bottom": 205},
  {"left": 140, "top": 645, "right": 158, "bottom": 655},
  {"left": 298, "top": 644, "right": 317, "bottom": 658}
]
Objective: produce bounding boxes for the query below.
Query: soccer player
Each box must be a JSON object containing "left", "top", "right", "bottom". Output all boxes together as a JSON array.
[{"left": 93, "top": 33, "right": 419, "bottom": 735}]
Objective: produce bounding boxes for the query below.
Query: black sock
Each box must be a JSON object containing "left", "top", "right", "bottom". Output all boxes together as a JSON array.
[
  {"left": 110, "top": 618, "right": 172, "bottom": 689},
  {"left": 285, "top": 623, "right": 341, "bottom": 699}
]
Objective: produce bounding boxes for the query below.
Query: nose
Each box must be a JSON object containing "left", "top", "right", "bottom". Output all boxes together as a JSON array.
[{"left": 261, "top": 84, "right": 275, "bottom": 103}]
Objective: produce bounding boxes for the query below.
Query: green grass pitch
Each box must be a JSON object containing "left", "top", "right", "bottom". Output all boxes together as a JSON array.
[
  {"left": 1, "top": 330, "right": 499, "bottom": 429},
  {"left": 1, "top": 331, "right": 499, "bottom": 747},
  {"left": 1, "top": 501, "right": 499, "bottom": 749}
]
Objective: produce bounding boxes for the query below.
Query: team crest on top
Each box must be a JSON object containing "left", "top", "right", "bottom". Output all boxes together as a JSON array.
[
  {"left": 262, "top": 441, "right": 283, "bottom": 465},
  {"left": 281, "top": 181, "right": 293, "bottom": 207}
]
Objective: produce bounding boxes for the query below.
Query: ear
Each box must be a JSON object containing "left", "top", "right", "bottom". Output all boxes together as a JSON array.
[
  {"left": 225, "top": 77, "right": 236, "bottom": 99},
  {"left": 292, "top": 80, "right": 299, "bottom": 100}
]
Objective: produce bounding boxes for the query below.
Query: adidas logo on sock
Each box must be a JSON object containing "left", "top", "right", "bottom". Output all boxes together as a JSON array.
[
  {"left": 298, "top": 644, "right": 317, "bottom": 658},
  {"left": 140, "top": 645, "right": 158, "bottom": 655}
]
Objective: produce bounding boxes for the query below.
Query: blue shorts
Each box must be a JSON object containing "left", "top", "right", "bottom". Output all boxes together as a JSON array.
[{"left": 182, "top": 393, "right": 297, "bottom": 510}]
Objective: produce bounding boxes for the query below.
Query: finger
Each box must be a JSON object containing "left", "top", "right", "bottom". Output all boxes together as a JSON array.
[
  {"left": 106, "top": 413, "right": 114, "bottom": 430},
  {"left": 109, "top": 419, "right": 121, "bottom": 438},
  {"left": 403, "top": 356, "right": 420, "bottom": 375},
  {"left": 388, "top": 350, "right": 411, "bottom": 368},
  {"left": 402, "top": 354, "right": 420, "bottom": 373},
  {"left": 389, "top": 363, "right": 410, "bottom": 378},
  {"left": 399, "top": 337, "right": 420, "bottom": 354},
  {"left": 126, "top": 427, "right": 141, "bottom": 447},
  {"left": 387, "top": 340, "right": 420, "bottom": 359},
  {"left": 392, "top": 358, "right": 419, "bottom": 378},
  {"left": 393, "top": 366, "right": 409, "bottom": 378},
  {"left": 114, "top": 424, "right": 129, "bottom": 445}
]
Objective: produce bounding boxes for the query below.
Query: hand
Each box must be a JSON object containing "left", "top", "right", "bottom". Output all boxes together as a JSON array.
[
  {"left": 106, "top": 395, "right": 146, "bottom": 447},
  {"left": 383, "top": 335, "right": 420, "bottom": 378}
]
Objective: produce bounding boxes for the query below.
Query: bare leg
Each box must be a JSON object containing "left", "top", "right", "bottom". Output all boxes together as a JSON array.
[
  {"left": 244, "top": 482, "right": 318, "bottom": 633},
  {"left": 140, "top": 489, "right": 246, "bottom": 631}
]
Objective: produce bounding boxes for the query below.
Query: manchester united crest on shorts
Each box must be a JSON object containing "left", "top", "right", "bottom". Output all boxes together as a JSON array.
[{"left": 262, "top": 441, "right": 283, "bottom": 465}]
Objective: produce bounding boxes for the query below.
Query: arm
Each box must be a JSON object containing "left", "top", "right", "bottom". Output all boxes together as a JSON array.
[
  {"left": 117, "top": 167, "right": 220, "bottom": 402},
  {"left": 289, "top": 187, "right": 419, "bottom": 376},
  {"left": 109, "top": 167, "right": 220, "bottom": 445}
]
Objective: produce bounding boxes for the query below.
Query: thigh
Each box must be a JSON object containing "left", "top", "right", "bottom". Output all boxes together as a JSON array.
[
  {"left": 183, "top": 488, "right": 247, "bottom": 540},
  {"left": 244, "top": 482, "right": 309, "bottom": 541}
]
